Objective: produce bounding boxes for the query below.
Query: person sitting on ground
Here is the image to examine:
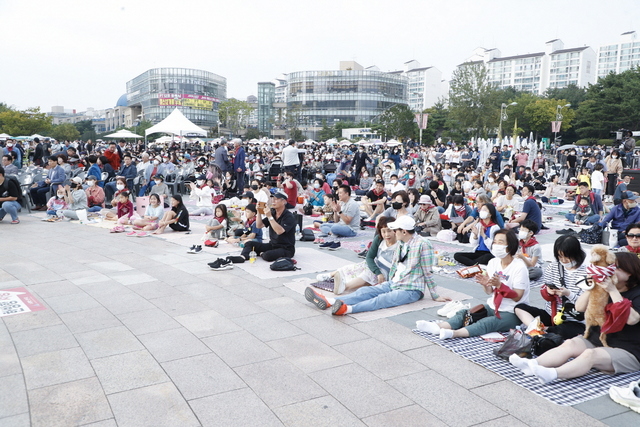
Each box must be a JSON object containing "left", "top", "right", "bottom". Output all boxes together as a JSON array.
[
  {"left": 514, "top": 234, "right": 587, "bottom": 340},
  {"left": 565, "top": 181, "right": 603, "bottom": 225},
  {"left": 454, "top": 194, "right": 504, "bottom": 241},
  {"left": 510, "top": 252, "right": 640, "bottom": 384},
  {"left": 454, "top": 203, "right": 500, "bottom": 266},
  {"left": 132, "top": 193, "right": 164, "bottom": 233},
  {"left": 506, "top": 183, "right": 542, "bottom": 232},
  {"left": 240, "top": 192, "right": 296, "bottom": 261},
  {"left": 0, "top": 165, "right": 23, "bottom": 224},
  {"left": 419, "top": 229, "right": 530, "bottom": 339},
  {"left": 316, "top": 217, "right": 399, "bottom": 295},
  {"left": 113, "top": 191, "right": 134, "bottom": 226},
  {"left": 620, "top": 223, "right": 640, "bottom": 257},
  {"left": 362, "top": 179, "right": 387, "bottom": 221},
  {"left": 151, "top": 175, "right": 172, "bottom": 201},
  {"left": 414, "top": 195, "right": 441, "bottom": 236},
  {"left": 541, "top": 174, "right": 566, "bottom": 203},
  {"left": 226, "top": 204, "right": 262, "bottom": 245},
  {"left": 495, "top": 185, "right": 522, "bottom": 222},
  {"left": 319, "top": 185, "right": 360, "bottom": 242},
  {"left": 599, "top": 191, "right": 640, "bottom": 247},
  {"left": 307, "top": 178, "right": 326, "bottom": 208},
  {"left": 428, "top": 180, "right": 446, "bottom": 213},
  {"left": 61, "top": 177, "right": 88, "bottom": 220},
  {"left": 613, "top": 175, "right": 632, "bottom": 206},
  {"left": 153, "top": 194, "right": 190, "bottom": 234},
  {"left": 573, "top": 197, "right": 593, "bottom": 225},
  {"left": 515, "top": 219, "right": 543, "bottom": 280},
  {"left": 30, "top": 156, "right": 65, "bottom": 210},
  {"left": 204, "top": 204, "right": 229, "bottom": 244},
  {"left": 305, "top": 216, "right": 450, "bottom": 315},
  {"left": 85, "top": 175, "right": 105, "bottom": 213},
  {"left": 45, "top": 186, "right": 69, "bottom": 220},
  {"left": 103, "top": 177, "right": 130, "bottom": 220},
  {"left": 380, "top": 190, "right": 412, "bottom": 221},
  {"left": 188, "top": 174, "right": 215, "bottom": 216}
]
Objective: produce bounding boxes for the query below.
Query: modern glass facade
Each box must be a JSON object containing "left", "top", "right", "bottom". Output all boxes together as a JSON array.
[
  {"left": 286, "top": 70, "right": 407, "bottom": 125},
  {"left": 257, "top": 82, "right": 275, "bottom": 134},
  {"left": 126, "top": 68, "right": 226, "bottom": 129}
]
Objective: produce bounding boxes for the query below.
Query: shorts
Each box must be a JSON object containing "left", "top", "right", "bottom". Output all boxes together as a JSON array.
[{"left": 577, "top": 336, "right": 640, "bottom": 374}]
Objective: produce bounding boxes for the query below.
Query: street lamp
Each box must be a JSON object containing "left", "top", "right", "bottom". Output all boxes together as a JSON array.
[
  {"left": 554, "top": 103, "right": 571, "bottom": 143},
  {"left": 498, "top": 102, "right": 517, "bottom": 144}
]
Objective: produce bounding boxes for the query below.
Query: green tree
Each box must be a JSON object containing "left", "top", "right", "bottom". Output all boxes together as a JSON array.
[
  {"left": 218, "top": 98, "right": 254, "bottom": 136},
  {"left": 245, "top": 128, "right": 260, "bottom": 140},
  {"left": 421, "top": 99, "right": 451, "bottom": 144},
  {"left": 74, "top": 120, "right": 97, "bottom": 141},
  {"left": 543, "top": 84, "right": 587, "bottom": 109},
  {"left": 317, "top": 119, "right": 335, "bottom": 141},
  {"left": 378, "top": 104, "right": 417, "bottom": 140},
  {"left": 499, "top": 92, "right": 540, "bottom": 137},
  {"left": 524, "top": 98, "right": 576, "bottom": 137},
  {"left": 448, "top": 62, "right": 500, "bottom": 137},
  {"left": 0, "top": 107, "right": 52, "bottom": 136},
  {"left": 126, "top": 120, "right": 153, "bottom": 140},
  {"left": 50, "top": 123, "right": 80, "bottom": 141}
]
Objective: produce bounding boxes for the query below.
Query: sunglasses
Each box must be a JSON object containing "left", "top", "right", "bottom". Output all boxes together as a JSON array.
[{"left": 627, "top": 234, "right": 640, "bottom": 239}]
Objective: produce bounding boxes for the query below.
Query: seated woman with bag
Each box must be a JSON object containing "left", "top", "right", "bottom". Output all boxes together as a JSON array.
[
  {"left": 418, "top": 229, "right": 530, "bottom": 339},
  {"left": 514, "top": 235, "right": 587, "bottom": 340},
  {"left": 453, "top": 203, "right": 500, "bottom": 266}
]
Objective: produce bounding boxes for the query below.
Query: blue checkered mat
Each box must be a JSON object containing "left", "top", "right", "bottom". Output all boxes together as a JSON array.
[{"left": 413, "top": 329, "right": 640, "bottom": 406}]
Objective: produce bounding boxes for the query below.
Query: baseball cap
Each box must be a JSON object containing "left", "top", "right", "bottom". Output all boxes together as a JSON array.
[
  {"left": 388, "top": 215, "right": 416, "bottom": 231},
  {"left": 622, "top": 191, "right": 638, "bottom": 200},
  {"left": 271, "top": 192, "right": 287, "bottom": 200},
  {"left": 71, "top": 177, "right": 83, "bottom": 185},
  {"left": 241, "top": 191, "right": 254, "bottom": 199}
]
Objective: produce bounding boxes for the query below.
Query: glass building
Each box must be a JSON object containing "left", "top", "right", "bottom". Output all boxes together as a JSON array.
[
  {"left": 286, "top": 69, "right": 407, "bottom": 126},
  {"left": 126, "top": 68, "right": 226, "bottom": 129},
  {"left": 257, "top": 82, "right": 275, "bottom": 134}
]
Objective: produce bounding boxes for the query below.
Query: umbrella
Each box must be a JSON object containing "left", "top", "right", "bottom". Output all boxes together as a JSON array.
[
  {"left": 105, "top": 129, "right": 143, "bottom": 139},
  {"left": 557, "top": 144, "right": 577, "bottom": 151}
]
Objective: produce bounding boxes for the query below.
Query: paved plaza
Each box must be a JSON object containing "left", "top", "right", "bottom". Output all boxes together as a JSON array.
[{"left": 1, "top": 215, "right": 639, "bottom": 426}]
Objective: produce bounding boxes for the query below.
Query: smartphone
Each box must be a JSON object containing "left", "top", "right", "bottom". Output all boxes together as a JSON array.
[{"left": 546, "top": 283, "right": 558, "bottom": 290}]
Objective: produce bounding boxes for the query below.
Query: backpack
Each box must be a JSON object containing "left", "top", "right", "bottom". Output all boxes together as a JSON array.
[
  {"left": 300, "top": 229, "right": 315, "bottom": 241},
  {"left": 578, "top": 224, "right": 603, "bottom": 244},
  {"left": 270, "top": 257, "right": 300, "bottom": 271}
]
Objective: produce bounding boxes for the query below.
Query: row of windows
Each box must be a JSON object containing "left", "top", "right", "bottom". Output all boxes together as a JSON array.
[{"left": 288, "top": 100, "right": 399, "bottom": 110}]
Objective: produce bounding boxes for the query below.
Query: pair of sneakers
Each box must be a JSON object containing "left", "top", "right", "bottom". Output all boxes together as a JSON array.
[
  {"left": 319, "top": 241, "right": 341, "bottom": 251},
  {"left": 436, "top": 300, "right": 470, "bottom": 318},
  {"left": 610, "top": 380, "right": 640, "bottom": 413},
  {"left": 188, "top": 245, "right": 203, "bottom": 254}
]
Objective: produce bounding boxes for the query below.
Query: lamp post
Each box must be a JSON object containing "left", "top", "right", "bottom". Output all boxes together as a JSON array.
[
  {"left": 498, "top": 102, "right": 517, "bottom": 145},
  {"left": 412, "top": 92, "right": 425, "bottom": 145}
]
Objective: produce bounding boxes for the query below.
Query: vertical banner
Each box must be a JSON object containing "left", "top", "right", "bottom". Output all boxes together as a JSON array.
[
  {"left": 551, "top": 121, "right": 562, "bottom": 133},
  {"left": 415, "top": 113, "right": 429, "bottom": 130}
]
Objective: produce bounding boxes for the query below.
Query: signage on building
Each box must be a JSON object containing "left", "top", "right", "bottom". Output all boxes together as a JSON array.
[{"left": 158, "top": 94, "right": 220, "bottom": 110}]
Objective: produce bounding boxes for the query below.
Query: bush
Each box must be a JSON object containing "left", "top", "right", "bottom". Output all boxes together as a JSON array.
[{"left": 598, "top": 139, "right": 615, "bottom": 146}]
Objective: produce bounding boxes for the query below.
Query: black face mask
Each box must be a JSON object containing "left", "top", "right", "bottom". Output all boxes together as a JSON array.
[
  {"left": 251, "top": 185, "right": 259, "bottom": 191},
  {"left": 392, "top": 202, "right": 404, "bottom": 210}
]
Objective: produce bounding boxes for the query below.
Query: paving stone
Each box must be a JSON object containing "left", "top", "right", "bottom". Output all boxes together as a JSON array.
[
  {"left": 150, "top": 293, "right": 211, "bottom": 317},
  {"left": 362, "top": 404, "right": 448, "bottom": 427},
  {"left": 22, "top": 347, "right": 94, "bottom": 390},
  {"left": 600, "top": 411, "right": 640, "bottom": 427},
  {"left": 0, "top": 342, "right": 22, "bottom": 378},
  {"left": 388, "top": 370, "right": 506, "bottom": 426},
  {"left": 0, "top": 374, "right": 28, "bottom": 418},
  {"left": 137, "top": 327, "right": 210, "bottom": 362},
  {"left": 202, "top": 330, "right": 279, "bottom": 367},
  {"left": 11, "top": 324, "right": 78, "bottom": 357},
  {"left": 350, "top": 318, "right": 431, "bottom": 351},
  {"left": 79, "top": 419, "right": 118, "bottom": 427},
  {"left": 41, "top": 292, "right": 102, "bottom": 314},
  {"left": 126, "top": 281, "right": 183, "bottom": 299},
  {"left": 257, "top": 296, "right": 323, "bottom": 321},
  {"left": 171, "top": 260, "right": 213, "bottom": 275},
  {"left": 88, "top": 261, "right": 134, "bottom": 273},
  {"left": 174, "top": 309, "right": 242, "bottom": 338},
  {"left": 108, "top": 382, "right": 199, "bottom": 427},
  {"left": 309, "top": 363, "right": 413, "bottom": 418},
  {"left": 28, "top": 280, "right": 83, "bottom": 298},
  {"left": 63, "top": 271, "right": 111, "bottom": 286},
  {"left": 174, "top": 282, "right": 232, "bottom": 299},
  {"left": 291, "top": 315, "right": 369, "bottom": 346},
  {"left": 472, "top": 415, "right": 531, "bottom": 427},
  {"left": 93, "top": 291, "right": 156, "bottom": 315},
  {"left": 110, "top": 272, "right": 157, "bottom": 286},
  {"left": 2, "top": 307, "right": 63, "bottom": 333},
  {"left": 225, "top": 282, "right": 284, "bottom": 302},
  {"left": 335, "top": 338, "right": 427, "bottom": 380},
  {"left": 189, "top": 387, "right": 283, "bottom": 427},
  {"left": 267, "top": 333, "right": 351, "bottom": 373},
  {"left": 90, "top": 350, "right": 169, "bottom": 395},
  {"left": 161, "top": 353, "right": 245, "bottom": 400},
  {"left": 117, "top": 308, "right": 182, "bottom": 335},
  {"left": 274, "top": 395, "right": 365, "bottom": 427},
  {"left": 76, "top": 326, "right": 144, "bottom": 359},
  {"left": 233, "top": 311, "right": 305, "bottom": 342},
  {"left": 0, "top": 413, "right": 30, "bottom": 427},
  {"left": 29, "top": 377, "right": 112, "bottom": 427},
  {"left": 574, "top": 395, "right": 631, "bottom": 420},
  {"left": 59, "top": 307, "right": 122, "bottom": 334},
  {"left": 201, "top": 294, "right": 266, "bottom": 318}
]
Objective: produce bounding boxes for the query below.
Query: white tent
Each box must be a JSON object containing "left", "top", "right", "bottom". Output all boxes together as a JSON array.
[
  {"left": 105, "top": 129, "right": 143, "bottom": 139},
  {"left": 145, "top": 108, "right": 207, "bottom": 137}
]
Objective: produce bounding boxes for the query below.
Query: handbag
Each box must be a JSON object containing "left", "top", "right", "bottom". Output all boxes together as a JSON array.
[
  {"left": 531, "top": 332, "right": 564, "bottom": 356},
  {"left": 578, "top": 224, "right": 602, "bottom": 244},
  {"left": 493, "top": 329, "right": 533, "bottom": 360}
]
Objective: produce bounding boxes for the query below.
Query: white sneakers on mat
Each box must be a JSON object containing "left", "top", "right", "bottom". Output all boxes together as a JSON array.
[{"left": 436, "top": 300, "right": 469, "bottom": 318}]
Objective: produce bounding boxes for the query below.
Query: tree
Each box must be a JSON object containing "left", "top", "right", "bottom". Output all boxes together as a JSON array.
[
  {"left": 421, "top": 98, "right": 451, "bottom": 144},
  {"left": 499, "top": 92, "right": 540, "bottom": 137},
  {"left": 245, "top": 128, "right": 260, "bottom": 140},
  {"left": 126, "top": 120, "right": 153, "bottom": 139},
  {"left": 317, "top": 119, "right": 335, "bottom": 141},
  {"left": 74, "top": 120, "right": 97, "bottom": 141},
  {"left": 50, "top": 123, "right": 80, "bottom": 141},
  {"left": 0, "top": 107, "right": 52, "bottom": 136},
  {"left": 378, "top": 104, "right": 417, "bottom": 141},
  {"left": 218, "top": 98, "right": 254, "bottom": 136},
  {"left": 543, "top": 84, "right": 587, "bottom": 109},
  {"left": 448, "top": 62, "right": 500, "bottom": 137},
  {"left": 524, "top": 98, "right": 576, "bottom": 137}
]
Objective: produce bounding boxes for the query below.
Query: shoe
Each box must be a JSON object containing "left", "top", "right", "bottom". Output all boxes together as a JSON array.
[
  {"left": 126, "top": 231, "right": 137, "bottom": 236},
  {"left": 319, "top": 241, "right": 333, "bottom": 249},
  {"left": 209, "top": 258, "right": 233, "bottom": 271},
  {"left": 334, "top": 273, "right": 345, "bottom": 295},
  {"left": 313, "top": 238, "right": 325, "bottom": 244},
  {"left": 316, "top": 273, "right": 333, "bottom": 282},
  {"left": 609, "top": 381, "right": 640, "bottom": 413},
  {"left": 437, "top": 300, "right": 462, "bottom": 317},
  {"left": 192, "top": 245, "right": 202, "bottom": 254},
  {"left": 226, "top": 256, "right": 246, "bottom": 264},
  {"left": 204, "top": 240, "right": 219, "bottom": 248},
  {"left": 331, "top": 300, "right": 348, "bottom": 316},
  {"left": 187, "top": 245, "right": 197, "bottom": 253},
  {"left": 357, "top": 249, "right": 368, "bottom": 258},
  {"left": 305, "top": 287, "right": 331, "bottom": 310},
  {"left": 10, "top": 219, "right": 20, "bottom": 224},
  {"left": 556, "top": 229, "right": 574, "bottom": 235},
  {"left": 136, "top": 232, "right": 147, "bottom": 237},
  {"left": 328, "top": 242, "right": 341, "bottom": 251},
  {"left": 208, "top": 258, "right": 224, "bottom": 267},
  {"left": 446, "top": 303, "right": 470, "bottom": 318}
]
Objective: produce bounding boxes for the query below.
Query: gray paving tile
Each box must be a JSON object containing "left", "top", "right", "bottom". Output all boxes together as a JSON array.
[
  {"left": 2, "top": 307, "right": 63, "bottom": 333},
  {"left": 41, "top": 292, "right": 102, "bottom": 314},
  {"left": 75, "top": 279, "right": 125, "bottom": 296},
  {"left": 189, "top": 387, "right": 283, "bottom": 427},
  {"left": 309, "top": 363, "right": 413, "bottom": 418},
  {"left": 174, "top": 282, "right": 231, "bottom": 299},
  {"left": 202, "top": 330, "right": 279, "bottom": 367},
  {"left": 257, "top": 296, "right": 323, "bottom": 321},
  {"left": 174, "top": 310, "right": 242, "bottom": 338},
  {"left": 350, "top": 318, "right": 431, "bottom": 352},
  {"left": 387, "top": 370, "right": 506, "bottom": 426},
  {"left": 110, "top": 272, "right": 157, "bottom": 286},
  {"left": 150, "top": 293, "right": 211, "bottom": 317},
  {"left": 161, "top": 353, "right": 245, "bottom": 400},
  {"left": 225, "top": 281, "right": 284, "bottom": 302},
  {"left": 107, "top": 382, "right": 199, "bottom": 427},
  {"left": 233, "top": 311, "right": 305, "bottom": 342},
  {"left": 0, "top": 374, "right": 28, "bottom": 418},
  {"left": 11, "top": 324, "right": 78, "bottom": 357},
  {"left": 362, "top": 404, "right": 447, "bottom": 427},
  {"left": 274, "top": 395, "right": 365, "bottom": 427},
  {"left": 93, "top": 291, "right": 156, "bottom": 315},
  {"left": 80, "top": 419, "right": 118, "bottom": 427},
  {"left": 201, "top": 294, "right": 266, "bottom": 318},
  {"left": 137, "top": 327, "right": 210, "bottom": 362},
  {"left": 0, "top": 413, "right": 30, "bottom": 427},
  {"left": 90, "top": 350, "right": 169, "bottom": 395},
  {"left": 171, "top": 260, "right": 213, "bottom": 275},
  {"left": 22, "top": 347, "right": 94, "bottom": 390},
  {"left": 59, "top": 307, "right": 122, "bottom": 334},
  {"left": 117, "top": 308, "right": 182, "bottom": 335},
  {"left": 601, "top": 411, "right": 640, "bottom": 427},
  {"left": 473, "top": 415, "right": 531, "bottom": 427},
  {"left": 63, "top": 271, "right": 111, "bottom": 286},
  {"left": 76, "top": 326, "right": 144, "bottom": 359},
  {"left": 28, "top": 280, "right": 83, "bottom": 298},
  {"left": 334, "top": 338, "right": 426, "bottom": 381},
  {"left": 88, "top": 261, "right": 134, "bottom": 273},
  {"left": 17, "top": 270, "right": 65, "bottom": 286},
  {"left": 125, "top": 280, "right": 183, "bottom": 299},
  {"left": 29, "top": 377, "right": 112, "bottom": 427},
  {"left": 0, "top": 333, "right": 22, "bottom": 378},
  {"left": 267, "top": 333, "right": 352, "bottom": 373},
  {"left": 574, "top": 395, "right": 631, "bottom": 420},
  {"left": 404, "top": 345, "right": 502, "bottom": 388},
  {"left": 291, "top": 315, "right": 369, "bottom": 346},
  {"left": 234, "top": 357, "right": 326, "bottom": 408}
]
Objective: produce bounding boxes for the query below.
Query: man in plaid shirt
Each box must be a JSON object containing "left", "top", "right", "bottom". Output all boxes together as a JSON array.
[{"left": 305, "top": 216, "right": 451, "bottom": 315}]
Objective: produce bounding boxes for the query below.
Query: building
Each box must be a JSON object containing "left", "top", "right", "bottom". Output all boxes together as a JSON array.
[
  {"left": 597, "top": 31, "right": 640, "bottom": 78},
  {"left": 125, "top": 68, "right": 227, "bottom": 131},
  {"left": 257, "top": 82, "right": 275, "bottom": 135},
  {"left": 401, "top": 60, "right": 445, "bottom": 111},
  {"left": 460, "top": 39, "right": 597, "bottom": 95}
]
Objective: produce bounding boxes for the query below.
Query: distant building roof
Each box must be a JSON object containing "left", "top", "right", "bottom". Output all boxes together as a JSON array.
[
  {"left": 546, "top": 39, "right": 559, "bottom": 43},
  {"left": 456, "top": 60, "right": 483, "bottom": 67},
  {"left": 406, "top": 66, "right": 433, "bottom": 72},
  {"left": 387, "top": 70, "right": 403, "bottom": 74},
  {"left": 622, "top": 31, "right": 636, "bottom": 35},
  {"left": 552, "top": 46, "right": 589, "bottom": 55},
  {"left": 487, "top": 52, "right": 544, "bottom": 63},
  {"left": 116, "top": 94, "right": 128, "bottom": 107}
]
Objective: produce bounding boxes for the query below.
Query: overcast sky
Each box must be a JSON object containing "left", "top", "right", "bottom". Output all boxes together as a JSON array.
[{"left": 1, "top": 0, "right": 638, "bottom": 113}]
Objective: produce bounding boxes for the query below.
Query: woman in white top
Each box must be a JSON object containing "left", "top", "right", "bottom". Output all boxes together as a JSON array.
[
  {"left": 189, "top": 175, "right": 216, "bottom": 216},
  {"left": 495, "top": 185, "right": 522, "bottom": 220},
  {"left": 418, "top": 229, "right": 530, "bottom": 339},
  {"left": 591, "top": 163, "right": 605, "bottom": 196}
]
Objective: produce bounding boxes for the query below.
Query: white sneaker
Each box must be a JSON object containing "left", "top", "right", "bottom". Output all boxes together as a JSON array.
[
  {"left": 609, "top": 381, "right": 640, "bottom": 413},
  {"left": 446, "top": 302, "right": 470, "bottom": 318},
  {"left": 334, "top": 273, "right": 345, "bottom": 295},
  {"left": 436, "top": 300, "right": 462, "bottom": 317},
  {"left": 316, "top": 273, "right": 333, "bottom": 282}
]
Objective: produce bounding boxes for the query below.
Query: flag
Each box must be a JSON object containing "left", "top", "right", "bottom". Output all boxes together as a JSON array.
[
  {"left": 551, "top": 121, "right": 562, "bottom": 133},
  {"left": 421, "top": 114, "right": 429, "bottom": 130}
]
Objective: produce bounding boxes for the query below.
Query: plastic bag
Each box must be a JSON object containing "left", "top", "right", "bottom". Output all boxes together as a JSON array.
[{"left": 493, "top": 328, "right": 532, "bottom": 360}]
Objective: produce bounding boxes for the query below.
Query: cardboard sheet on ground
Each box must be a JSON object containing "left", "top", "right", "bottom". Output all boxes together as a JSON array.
[{"left": 284, "top": 278, "right": 473, "bottom": 322}]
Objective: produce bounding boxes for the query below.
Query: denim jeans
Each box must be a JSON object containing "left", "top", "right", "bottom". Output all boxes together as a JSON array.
[
  {"left": 320, "top": 223, "right": 357, "bottom": 237},
  {"left": 447, "top": 304, "right": 520, "bottom": 337},
  {"left": 565, "top": 213, "right": 600, "bottom": 224},
  {"left": 0, "top": 201, "right": 21, "bottom": 221},
  {"left": 337, "top": 282, "right": 423, "bottom": 313},
  {"left": 138, "top": 181, "right": 156, "bottom": 197}
]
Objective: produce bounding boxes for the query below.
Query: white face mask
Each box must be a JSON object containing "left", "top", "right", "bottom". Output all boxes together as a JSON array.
[
  {"left": 196, "top": 180, "right": 204, "bottom": 186},
  {"left": 87, "top": 181, "right": 95, "bottom": 187},
  {"left": 313, "top": 183, "right": 320, "bottom": 189},
  {"left": 628, "top": 202, "right": 638, "bottom": 209},
  {"left": 488, "top": 178, "right": 494, "bottom": 183},
  {"left": 518, "top": 230, "right": 529, "bottom": 240},
  {"left": 155, "top": 180, "right": 161, "bottom": 185},
  {"left": 391, "top": 180, "right": 397, "bottom": 184},
  {"left": 479, "top": 210, "right": 489, "bottom": 219},
  {"left": 612, "top": 155, "right": 618, "bottom": 159},
  {"left": 560, "top": 260, "right": 577, "bottom": 269},
  {"left": 491, "top": 244, "right": 509, "bottom": 259},
  {"left": 153, "top": 160, "right": 160, "bottom": 165},
  {"left": 57, "top": 193, "right": 65, "bottom": 198},
  {"left": 116, "top": 184, "right": 125, "bottom": 191}
]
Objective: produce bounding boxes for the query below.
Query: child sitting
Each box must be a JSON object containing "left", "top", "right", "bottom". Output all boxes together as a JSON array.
[
  {"left": 226, "top": 204, "right": 262, "bottom": 245},
  {"left": 205, "top": 204, "right": 229, "bottom": 244},
  {"left": 573, "top": 197, "right": 592, "bottom": 225},
  {"left": 115, "top": 191, "right": 134, "bottom": 225},
  {"left": 45, "top": 187, "right": 69, "bottom": 220},
  {"left": 515, "top": 219, "right": 543, "bottom": 280}
]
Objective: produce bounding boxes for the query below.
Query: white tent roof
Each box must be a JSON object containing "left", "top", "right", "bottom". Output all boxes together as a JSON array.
[
  {"left": 145, "top": 108, "right": 207, "bottom": 137},
  {"left": 105, "top": 129, "right": 143, "bottom": 139}
]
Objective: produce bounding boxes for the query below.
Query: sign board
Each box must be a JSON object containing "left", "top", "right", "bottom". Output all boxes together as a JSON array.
[
  {"left": 0, "top": 287, "right": 46, "bottom": 317},
  {"left": 157, "top": 94, "right": 220, "bottom": 110}
]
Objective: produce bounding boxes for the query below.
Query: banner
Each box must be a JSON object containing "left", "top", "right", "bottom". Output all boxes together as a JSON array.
[
  {"left": 551, "top": 121, "right": 562, "bottom": 133},
  {"left": 415, "top": 113, "right": 429, "bottom": 130},
  {"left": 158, "top": 94, "right": 219, "bottom": 110}
]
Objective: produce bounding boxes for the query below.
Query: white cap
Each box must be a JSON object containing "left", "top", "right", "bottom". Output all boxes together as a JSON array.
[{"left": 388, "top": 215, "right": 416, "bottom": 231}]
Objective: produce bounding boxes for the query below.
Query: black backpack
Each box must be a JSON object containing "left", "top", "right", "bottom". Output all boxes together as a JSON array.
[
  {"left": 578, "top": 224, "right": 603, "bottom": 244},
  {"left": 300, "top": 229, "right": 315, "bottom": 241},
  {"left": 270, "top": 257, "right": 300, "bottom": 271}
]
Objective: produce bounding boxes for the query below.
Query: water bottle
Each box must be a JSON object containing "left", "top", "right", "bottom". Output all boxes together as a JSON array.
[
  {"left": 249, "top": 250, "right": 257, "bottom": 263},
  {"left": 360, "top": 242, "right": 366, "bottom": 254}
]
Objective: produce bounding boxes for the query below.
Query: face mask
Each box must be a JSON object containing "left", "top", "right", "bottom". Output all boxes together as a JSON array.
[
  {"left": 391, "top": 180, "right": 397, "bottom": 184},
  {"left": 612, "top": 156, "right": 618, "bottom": 159},
  {"left": 392, "top": 202, "right": 403, "bottom": 210},
  {"left": 199, "top": 161, "right": 205, "bottom": 165},
  {"left": 87, "top": 181, "right": 95, "bottom": 187},
  {"left": 196, "top": 180, "right": 204, "bottom": 186},
  {"left": 362, "top": 173, "right": 368, "bottom": 177},
  {"left": 313, "top": 183, "right": 320, "bottom": 189},
  {"left": 561, "top": 260, "right": 577, "bottom": 269},
  {"left": 153, "top": 160, "right": 160, "bottom": 165},
  {"left": 116, "top": 184, "right": 125, "bottom": 191},
  {"left": 409, "top": 174, "right": 415, "bottom": 179},
  {"left": 251, "top": 185, "right": 258, "bottom": 190},
  {"left": 479, "top": 210, "right": 489, "bottom": 219},
  {"left": 538, "top": 154, "right": 542, "bottom": 157},
  {"left": 155, "top": 180, "right": 161, "bottom": 185},
  {"left": 316, "top": 174, "right": 322, "bottom": 179},
  {"left": 518, "top": 230, "right": 529, "bottom": 240},
  {"left": 491, "top": 244, "right": 509, "bottom": 259},
  {"left": 628, "top": 202, "right": 638, "bottom": 209},
  {"left": 488, "top": 178, "right": 494, "bottom": 183},
  {"left": 57, "top": 193, "right": 64, "bottom": 198}
]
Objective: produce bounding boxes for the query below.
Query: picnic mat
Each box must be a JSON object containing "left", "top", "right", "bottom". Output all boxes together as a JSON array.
[
  {"left": 284, "top": 278, "right": 473, "bottom": 322},
  {"left": 412, "top": 328, "right": 639, "bottom": 406}
]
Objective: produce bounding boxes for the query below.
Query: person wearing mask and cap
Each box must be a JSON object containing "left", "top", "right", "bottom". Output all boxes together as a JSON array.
[
  {"left": 599, "top": 191, "right": 640, "bottom": 247},
  {"left": 305, "top": 215, "right": 450, "bottom": 315},
  {"left": 3, "top": 140, "right": 21, "bottom": 168},
  {"left": 60, "top": 177, "right": 88, "bottom": 220},
  {"left": 139, "top": 156, "right": 165, "bottom": 196},
  {"left": 188, "top": 174, "right": 215, "bottom": 216},
  {"left": 150, "top": 175, "right": 172, "bottom": 201},
  {"left": 413, "top": 195, "right": 442, "bottom": 236}
]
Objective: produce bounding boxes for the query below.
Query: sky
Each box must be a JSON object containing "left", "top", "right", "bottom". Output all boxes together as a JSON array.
[{"left": 1, "top": 0, "right": 638, "bottom": 113}]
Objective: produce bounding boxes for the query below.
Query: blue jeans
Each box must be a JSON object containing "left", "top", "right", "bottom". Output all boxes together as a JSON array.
[
  {"left": 565, "top": 213, "right": 599, "bottom": 224},
  {"left": 87, "top": 206, "right": 102, "bottom": 212},
  {"left": 447, "top": 304, "right": 520, "bottom": 337},
  {"left": 0, "top": 201, "right": 21, "bottom": 221},
  {"left": 138, "top": 181, "right": 156, "bottom": 197},
  {"left": 320, "top": 223, "right": 357, "bottom": 237},
  {"left": 337, "top": 282, "right": 423, "bottom": 313}
]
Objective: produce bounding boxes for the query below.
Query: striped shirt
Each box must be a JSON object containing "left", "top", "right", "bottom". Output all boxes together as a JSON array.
[
  {"left": 541, "top": 262, "right": 587, "bottom": 317},
  {"left": 389, "top": 235, "right": 438, "bottom": 299}
]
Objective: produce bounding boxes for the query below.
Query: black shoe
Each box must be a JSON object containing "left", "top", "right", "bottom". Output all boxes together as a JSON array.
[
  {"left": 357, "top": 249, "right": 368, "bottom": 258},
  {"left": 556, "top": 229, "right": 572, "bottom": 235},
  {"left": 209, "top": 258, "right": 233, "bottom": 271}
]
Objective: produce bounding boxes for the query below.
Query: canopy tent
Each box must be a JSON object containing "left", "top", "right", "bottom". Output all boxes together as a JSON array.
[
  {"left": 145, "top": 108, "right": 207, "bottom": 137},
  {"left": 105, "top": 129, "right": 143, "bottom": 139},
  {"left": 0, "top": 133, "right": 13, "bottom": 139}
]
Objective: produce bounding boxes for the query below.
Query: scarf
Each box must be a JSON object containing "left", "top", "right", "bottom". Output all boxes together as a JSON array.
[
  {"left": 625, "top": 245, "right": 640, "bottom": 253},
  {"left": 408, "top": 178, "right": 416, "bottom": 187},
  {"left": 479, "top": 219, "right": 496, "bottom": 236},
  {"left": 493, "top": 283, "right": 518, "bottom": 319},
  {"left": 519, "top": 236, "right": 538, "bottom": 251},
  {"left": 215, "top": 215, "right": 226, "bottom": 225},
  {"left": 586, "top": 263, "right": 617, "bottom": 282},
  {"left": 454, "top": 206, "right": 466, "bottom": 218},
  {"left": 576, "top": 204, "right": 590, "bottom": 214},
  {"left": 372, "top": 188, "right": 385, "bottom": 196},
  {"left": 540, "top": 286, "right": 563, "bottom": 320},
  {"left": 246, "top": 217, "right": 256, "bottom": 227}
]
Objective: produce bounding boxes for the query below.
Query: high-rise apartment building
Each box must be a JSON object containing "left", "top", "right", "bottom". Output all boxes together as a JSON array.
[{"left": 597, "top": 31, "right": 640, "bottom": 78}]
